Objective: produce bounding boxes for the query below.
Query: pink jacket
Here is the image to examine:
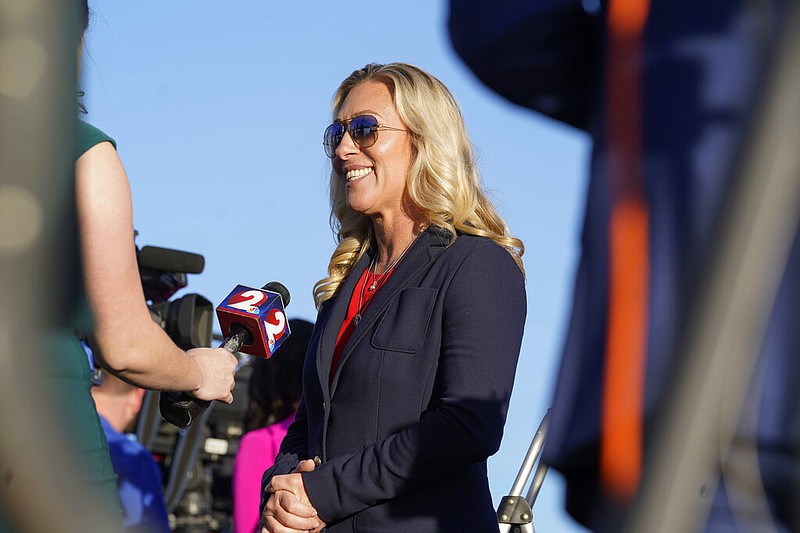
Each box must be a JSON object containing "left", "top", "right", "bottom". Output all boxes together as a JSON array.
[{"left": 232, "top": 413, "right": 295, "bottom": 533}]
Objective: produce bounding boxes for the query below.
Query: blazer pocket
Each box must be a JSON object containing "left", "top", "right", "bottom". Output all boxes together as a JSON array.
[{"left": 372, "top": 287, "right": 438, "bottom": 353}]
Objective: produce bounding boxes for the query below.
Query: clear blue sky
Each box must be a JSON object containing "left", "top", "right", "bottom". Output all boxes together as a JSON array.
[{"left": 82, "top": 2, "right": 591, "bottom": 531}]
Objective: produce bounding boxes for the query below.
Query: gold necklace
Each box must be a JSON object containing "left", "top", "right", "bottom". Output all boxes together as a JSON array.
[
  {"left": 354, "top": 227, "right": 427, "bottom": 326},
  {"left": 368, "top": 250, "right": 402, "bottom": 291}
]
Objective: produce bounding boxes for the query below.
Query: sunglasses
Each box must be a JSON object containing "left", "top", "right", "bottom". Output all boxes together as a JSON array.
[{"left": 323, "top": 115, "right": 407, "bottom": 158}]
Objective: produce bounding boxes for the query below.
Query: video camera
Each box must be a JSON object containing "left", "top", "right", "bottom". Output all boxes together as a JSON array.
[
  {"left": 134, "top": 240, "right": 249, "bottom": 532},
  {"left": 137, "top": 243, "right": 213, "bottom": 349}
]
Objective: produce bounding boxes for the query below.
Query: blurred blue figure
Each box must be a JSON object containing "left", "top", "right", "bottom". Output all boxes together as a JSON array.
[
  {"left": 91, "top": 369, "right": 171, "bottom": 533},
  {"left": 449, "top": 0, "right": 800, "bottom": 531}
]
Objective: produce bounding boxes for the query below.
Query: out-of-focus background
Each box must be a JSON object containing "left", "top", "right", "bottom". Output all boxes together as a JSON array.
[{"left": 81, "top": 1, "right": 590, "bottom": 531}]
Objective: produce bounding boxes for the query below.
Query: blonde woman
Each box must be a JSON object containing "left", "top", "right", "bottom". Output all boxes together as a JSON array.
[{"left": 260, "top": 63, "right": 526, "bottom": 533}]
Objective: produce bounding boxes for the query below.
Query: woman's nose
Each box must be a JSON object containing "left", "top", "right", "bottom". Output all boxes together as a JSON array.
[{"left": 335, "top": 130, "right": 359, "bottom": 159}]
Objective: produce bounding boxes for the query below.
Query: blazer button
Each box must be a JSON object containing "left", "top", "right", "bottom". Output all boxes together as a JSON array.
[
  {"left": 313, "top": 455, "right": 322, "bottom": 466},
  {"left": 322, "top": 401, "right": 327, "bottom": 410}
]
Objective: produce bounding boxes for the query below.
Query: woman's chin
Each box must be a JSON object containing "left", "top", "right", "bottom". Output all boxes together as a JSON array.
[{"left": 345, "top": 195, "right": 372, "bottom": 216}]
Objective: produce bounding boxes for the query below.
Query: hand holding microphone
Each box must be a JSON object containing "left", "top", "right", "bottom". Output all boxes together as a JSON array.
[
  {"left": 160, "top": 281, "right": 292, "bottom": 428},
  {"left": 184, "top": 346, "right": 238, "bottom": 404}
]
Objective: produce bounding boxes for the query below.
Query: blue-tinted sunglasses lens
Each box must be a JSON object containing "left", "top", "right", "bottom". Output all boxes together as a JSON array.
[
  {"left": 323, "top": 123, "right": 344, "bottom": 158},
  {"left": 323, "top": 115, "right": 380, "bottom": 158},
  {"left": 348, "top": 115, "right": 379, "bottom": 145}
]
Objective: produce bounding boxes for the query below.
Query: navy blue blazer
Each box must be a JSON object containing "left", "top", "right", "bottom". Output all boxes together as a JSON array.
[{"left": 261, "top": 226, "right": 526, "bottom": 532}]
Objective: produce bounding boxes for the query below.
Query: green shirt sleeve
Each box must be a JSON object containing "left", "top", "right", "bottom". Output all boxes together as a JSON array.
[{"left": 76, "top": 119, "right": 116, "bottom": 159}]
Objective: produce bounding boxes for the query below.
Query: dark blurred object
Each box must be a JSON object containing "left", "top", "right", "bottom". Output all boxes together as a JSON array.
[
  {"left": 449, "top": 1, "right": 598, "bottom": 130},
  {"left": 449, "top": 0, "right": 800, "bottom": 531}
]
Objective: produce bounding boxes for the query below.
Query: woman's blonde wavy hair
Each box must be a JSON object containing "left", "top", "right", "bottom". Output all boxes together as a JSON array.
[{"left": 313, "top": 62, "right": 524, "bottom": 308}]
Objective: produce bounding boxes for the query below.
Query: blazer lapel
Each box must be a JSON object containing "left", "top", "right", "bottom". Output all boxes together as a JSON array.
[
  {"left": 315, "top": 252, "right": 371, "bottom": 392},
  {"left": 329, "top": 227, "right": 450, "bottom": 394}
]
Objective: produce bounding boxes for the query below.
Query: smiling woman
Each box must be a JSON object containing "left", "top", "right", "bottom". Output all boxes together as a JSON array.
[{"left": 257, "top": 62, "right": 527, "bottom": 533}]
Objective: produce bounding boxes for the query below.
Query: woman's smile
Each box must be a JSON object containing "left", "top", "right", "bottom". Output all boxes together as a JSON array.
[{"left": 345, "top": 167, "right": 374, "bottom": 182}]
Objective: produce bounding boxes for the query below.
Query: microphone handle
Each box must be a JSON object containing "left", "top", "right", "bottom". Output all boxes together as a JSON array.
[
  {"left": 220, "top": 327, "right": 250, "bottom": 353},
  {"left": 159, "top": 327, "right": 251, "bottom": 429}
]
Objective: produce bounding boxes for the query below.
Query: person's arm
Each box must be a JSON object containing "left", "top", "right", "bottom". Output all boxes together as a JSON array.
[
  {"left": 293, "top": 242, "right": 527, "bottom": 524},
  {"left": 75, "top": 141, "right": 236, "bottom": 401}
]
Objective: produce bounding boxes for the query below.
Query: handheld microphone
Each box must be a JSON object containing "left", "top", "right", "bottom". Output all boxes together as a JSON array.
[{"left": 159, "top": 281, "right": 291, "bottom": 429}]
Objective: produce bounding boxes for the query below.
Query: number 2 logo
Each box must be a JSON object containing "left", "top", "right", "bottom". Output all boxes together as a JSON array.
[
  {"left": 228, "top": 290, "right": 267, "bottom": 314},
  {"left": 264, "top": 308, "right": 286, "bottom": 349}
]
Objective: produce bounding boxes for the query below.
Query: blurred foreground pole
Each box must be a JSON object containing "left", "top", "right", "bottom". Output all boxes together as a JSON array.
[
  {"left": 0, "top": 1, "right": 112, "bottom": 531},
  {"left": 625, "top": 3, "right": 800, "bottom": 532}
]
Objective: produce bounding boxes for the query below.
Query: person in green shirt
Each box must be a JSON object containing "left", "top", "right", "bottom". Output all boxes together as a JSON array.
[{"left": 5, "top": 2, "right": 239, "bottom": 530}]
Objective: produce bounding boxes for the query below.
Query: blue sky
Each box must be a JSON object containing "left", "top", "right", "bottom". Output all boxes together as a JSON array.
[{"left": 82, "top": 2, "right": 591, "bottom": 531}]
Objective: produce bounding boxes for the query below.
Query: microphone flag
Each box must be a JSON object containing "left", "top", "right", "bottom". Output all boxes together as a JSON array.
[{"left": 216, "top": 284, "right": 290, "bottom": 358}]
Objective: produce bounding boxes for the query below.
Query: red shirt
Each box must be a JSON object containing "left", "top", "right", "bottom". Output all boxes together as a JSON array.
[{"left": 329, "top": 266, "right": 394, "bottom": 384}]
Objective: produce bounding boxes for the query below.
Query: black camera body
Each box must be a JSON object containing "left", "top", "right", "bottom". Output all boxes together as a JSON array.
[
  {"left": 135, "top": 242, "right": 248, "bottom": 532},
  {"left": 138, "top": 244, "right": 212, "bottom": 349}
]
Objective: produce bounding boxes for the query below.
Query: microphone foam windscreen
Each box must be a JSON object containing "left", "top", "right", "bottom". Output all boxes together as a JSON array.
[
  {"left": 138, "top": 246, "right": 205, "bottom": 274},
  {"left": 263, "top": 281, "right": 291, "bottom": 308}
]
